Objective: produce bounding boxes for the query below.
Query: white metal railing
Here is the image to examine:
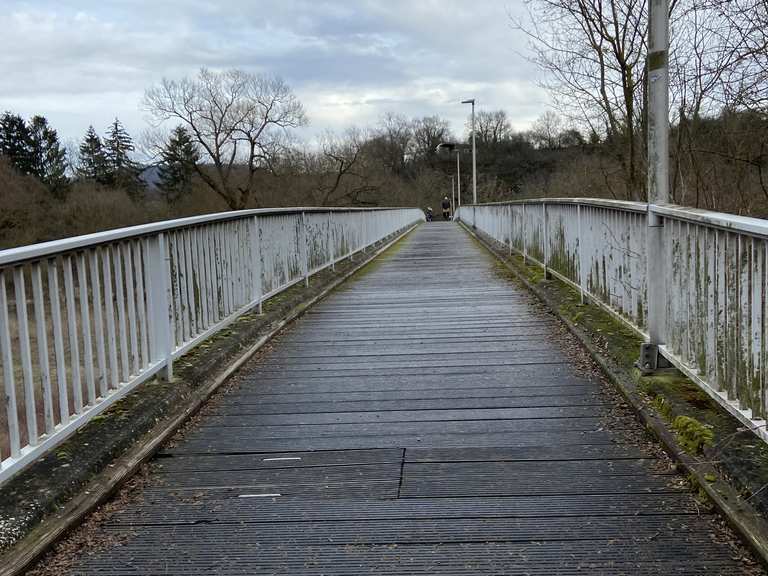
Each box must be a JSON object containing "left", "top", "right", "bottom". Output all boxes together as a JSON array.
[
  {"left": 458, "top": 200, "right": 768, "bottom": 442},
  {"left": 0, "top": 207, "right": 423, "bottom": 485}
]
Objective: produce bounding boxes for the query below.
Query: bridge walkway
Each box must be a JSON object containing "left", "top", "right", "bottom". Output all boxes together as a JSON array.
[{"left": 70, "top": 223, "right": 747, "bottom": 575}]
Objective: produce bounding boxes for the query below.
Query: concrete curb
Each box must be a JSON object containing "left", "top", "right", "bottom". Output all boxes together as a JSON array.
[
  {"left": 460, "top": 221, "right": 768, "bottom": 568},
  {"left": 0, "top": 223, "right": 420, "bottom": 576}
]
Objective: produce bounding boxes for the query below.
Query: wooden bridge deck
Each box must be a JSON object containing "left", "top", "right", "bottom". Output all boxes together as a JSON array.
[{"left": 72, "top": 223, "right": 746, "bottom": 575}]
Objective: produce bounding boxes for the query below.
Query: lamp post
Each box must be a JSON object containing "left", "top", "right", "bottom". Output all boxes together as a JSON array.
[
  {"left": 450, "top": 175, "right": 455, "bottom": 214},
  {"left": 436, "top": 142, "right": 466, "bottom": 210},
  {"left": 455, "top": 149, "right": 461, "bottom": 207},
  {"left": 461, "top": 98, "right": 477, "bottom": 204},
  {"left": 641, "top": 0, "right": 670, "bottom": 372}
]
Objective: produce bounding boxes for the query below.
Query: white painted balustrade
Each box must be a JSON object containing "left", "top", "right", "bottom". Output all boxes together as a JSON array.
[
  {"left": 458, "top": 200, "right": 768, "bottom": 442},
  {"left": 0, "top": 207, "right": 423, "bottom": 485}
]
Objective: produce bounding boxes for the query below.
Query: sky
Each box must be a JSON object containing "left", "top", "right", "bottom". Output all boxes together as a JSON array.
[{"left": 0, "top": 1, "right": 549, "bottom": 149}]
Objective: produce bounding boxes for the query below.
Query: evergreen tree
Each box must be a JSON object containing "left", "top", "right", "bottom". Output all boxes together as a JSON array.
[
  {"left": 158, "top": 126, "right": 199, "bottom": 203},
  {"left": 28, "top": 116, "right": 68, "bottom": 196},
  {"left": 103, "top": 118, "right": 143, "bottom": 195},
  {"left": 0, "top": 112, "right": 33, "bottom": 174},
  {"left": 77, "top": 125, "right": 109, "bottom": 183}
]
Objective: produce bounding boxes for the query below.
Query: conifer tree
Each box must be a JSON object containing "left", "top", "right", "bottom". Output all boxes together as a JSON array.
[
  {"left": 103, "top": 118, "right": 143, "bottom": 195},
  {"left": 158, "top": 126, "right": 199, "bottom": 203},
  {"left": 28, "top": 115, "right": 68, "bottom": 196},
  {"left": 77, "top": 125, "right": 109, "bottom": 183},
  {"left": 0, "top": 112, "right": 33, "bottom": 174}
]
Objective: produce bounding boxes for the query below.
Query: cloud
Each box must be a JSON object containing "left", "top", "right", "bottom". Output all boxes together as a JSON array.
[{"left": 0, "top": 0, "right": 549, "bottom": 145}]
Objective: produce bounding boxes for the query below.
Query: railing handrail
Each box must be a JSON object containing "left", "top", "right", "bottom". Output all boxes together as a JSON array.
[
  {"left": 463, "top": 198, "right": 768, "bottom": 238},
  {"left": 0, "top": 206, "right": 421, "bottom": 267},
  {"left": 463, "top": 197, "right": 648, "bottom": 213},
  {"left": 651, "top": 204, "right": 768, "bottom": 238}
]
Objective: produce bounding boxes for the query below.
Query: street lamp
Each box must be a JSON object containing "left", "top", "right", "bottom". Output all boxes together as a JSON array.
[
  {"left": 436, "top": 142, "right": 467, "bottom": 209},
  {"left": 461, "top": 98, "right": 477, "bottom": 204},
  {"left": 455, "top": 149, "right": 461, "bottom": 208}
]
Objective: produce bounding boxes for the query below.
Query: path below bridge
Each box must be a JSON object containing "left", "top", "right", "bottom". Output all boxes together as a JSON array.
[{"left": 67, "top": 223, "right": 749, "bottom": 575}]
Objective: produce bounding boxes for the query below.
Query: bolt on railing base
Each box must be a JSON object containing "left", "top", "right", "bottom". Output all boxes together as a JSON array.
[{"left": 637, "top": 343, "right": 673, "bottom": 374}]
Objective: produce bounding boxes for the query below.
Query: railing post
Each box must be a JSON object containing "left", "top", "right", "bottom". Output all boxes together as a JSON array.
[
  {"left": 328, "top": 211, "right": 335, "bottom": 271},
  {"left": 361, "top": 212, "right": 367, "bottom": 253},
  {"left": 523, "top": 204, "right": 528, "bottom": 263},
  {"left": 348, "top": 210, "right": 354, "bottom": 261},
  {"left": 250, "top": 216, "right": 263, "bottom": 314},
  {"left": 642, "top": 207, "right": 669, "bottom": 371},
  {"left": 543, "top": 203, "right": 551, "bottom": 279},
  {"left": 146, "top": 233, "right": 173, "bottom": 381},
  {"left": 0, "top": 271, "right": 21, "bottom": 458},
  {"left": 301, "top": 211, "right": 310, "bottom": 287},
  {"left": 577, "top": 204, "right": 586, "bottom": 304}
]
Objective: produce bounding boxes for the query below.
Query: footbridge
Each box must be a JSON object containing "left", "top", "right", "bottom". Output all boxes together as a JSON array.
[{"left": 1, "top": 202, "right": 767, "bottom": 574}]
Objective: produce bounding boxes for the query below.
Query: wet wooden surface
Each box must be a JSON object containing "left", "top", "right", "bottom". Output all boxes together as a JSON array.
[{"left": 72, "top": 223, "right": 749, "bottom": 575}]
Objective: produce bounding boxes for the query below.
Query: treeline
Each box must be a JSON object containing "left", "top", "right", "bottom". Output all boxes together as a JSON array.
[
  {"left": 0, "top": 66, "right": 591, "bottom": 249},
  {"left": 0, "top": 113, "right": 200, "bottom": 202},
  {"left": 0, "top": 113, "right": 67, "bottom": 196}
]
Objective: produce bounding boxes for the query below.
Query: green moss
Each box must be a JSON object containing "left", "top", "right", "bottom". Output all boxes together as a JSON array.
[
  {"left": 340, "top": 226, "right": 416, "bottom": 281},
  {"left": 637, "top": 372, "right": 728, "bottom": 433},
  {"left": 672, "top": 415, "right": 715, "bottom": 454},
  {"left": 651, "top": 396, "right": 673, "bottom": 421}
]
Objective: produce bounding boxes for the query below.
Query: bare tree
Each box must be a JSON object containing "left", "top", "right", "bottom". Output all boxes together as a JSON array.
[
  {"left": 471, "top": 110, "right": 514, "bottom": 146},
  {"left": 374, "top": 113, "right": 413, "bottom": 174},
  {"left": 516, "top": 0, "right": 649, "bottom": 199},
  {"left": 304, "top": 129, "right": 379, "bottom": 206},
  {"left": 530, "top": 111, "right": 564, "bottom": 149},
  {"left": 666, "top": 2, "right": 742, "bottom": 205},
  {"left": 143, "top": 68, "right": 307, "bottom": 209},
  {"left": 411, "top": 115, "right": 453, "bottom": 164},
  {"left": 718, "top": 1, "right": 768, "bottom": 113}
]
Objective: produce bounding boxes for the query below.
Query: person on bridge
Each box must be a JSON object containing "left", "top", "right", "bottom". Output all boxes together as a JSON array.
[{"left": 441, "top": 195, "right": 451, "bottom": 220}]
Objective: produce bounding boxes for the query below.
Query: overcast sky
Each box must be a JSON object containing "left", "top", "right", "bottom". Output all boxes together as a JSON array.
[{"left": 0, "top": 1, "right": 549, "bottom": 147}]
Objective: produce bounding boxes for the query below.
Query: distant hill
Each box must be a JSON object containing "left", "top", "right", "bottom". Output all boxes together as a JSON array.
[{"left": 139, "top": 165, "right": 161, "bottom": 190}]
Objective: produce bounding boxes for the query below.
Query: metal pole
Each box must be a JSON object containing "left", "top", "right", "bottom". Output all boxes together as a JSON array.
[
  {"left": 641, "top": 0, "right": 670, "bottom": 371},
  {"left": 450, "top": 176, "right": 455, "bottom": 215},
  {"left": 456, "top": 151, "right": 461, "bottom": 206},
  {"left": 471, "top": 100, "right": 477, "bottom": 204},
  {"left": 462, "top": 98, "right": 478, "bottom": 204}
]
